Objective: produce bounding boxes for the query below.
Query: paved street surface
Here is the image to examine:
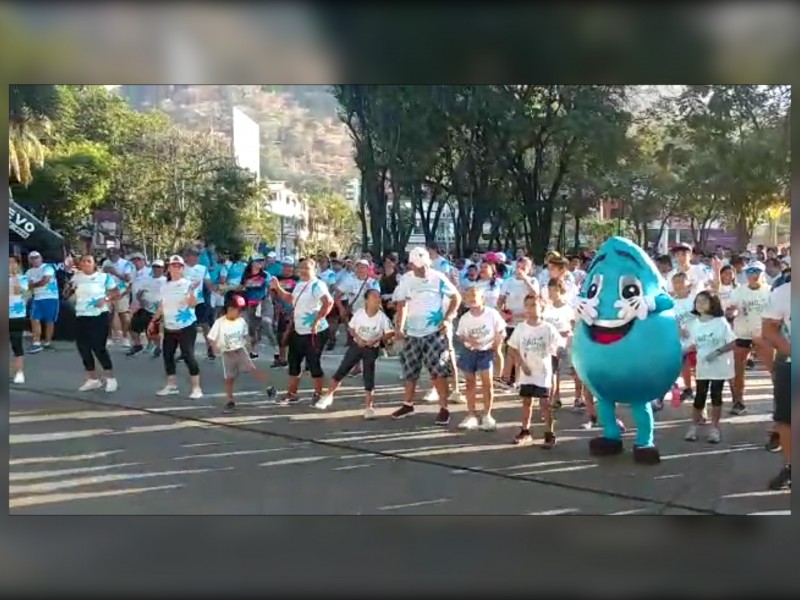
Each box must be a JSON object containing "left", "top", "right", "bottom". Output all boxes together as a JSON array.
[{"left": 9, "top": 337, "right": 790, "bottom": 515}]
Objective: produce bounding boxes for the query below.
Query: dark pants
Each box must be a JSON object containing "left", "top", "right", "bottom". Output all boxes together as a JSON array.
[
  {"left": 10, "top": 317, "right": 26, "bottom": 357},
  {"left": 163, "top": 326, "right": 200, "bottom": 376},
  {"left": 288, "top": 329, "right": 329, "bottom": 378},
  {"left": 76, "top": 314, "right": 113, "bottom": 372},
  {"left": 694, "top": 379, "right": 724, "bottom": 409},
  {"left": 333, "top": 344, "right": 380, "bottom": 391}
]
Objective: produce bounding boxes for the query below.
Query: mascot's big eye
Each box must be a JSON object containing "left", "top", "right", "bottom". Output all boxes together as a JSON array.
[
  {"left": 620, "top": 276, "right": 642, "bottom": 300},
  {"left": 586, "top": 274, "right": 602, "bottom": 299}
]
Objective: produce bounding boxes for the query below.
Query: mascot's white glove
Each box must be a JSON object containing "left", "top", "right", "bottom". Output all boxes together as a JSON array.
[
  {"left": 614, "top": 295, "right": 653, "bottom": 322},
  {"left": 574, "top": 295, "right": 599, "bottom": 326}
]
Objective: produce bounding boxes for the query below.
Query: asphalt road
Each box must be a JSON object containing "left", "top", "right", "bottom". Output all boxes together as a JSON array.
[{"left": 8, "top": 336, "right": 791, "bottom": 515}]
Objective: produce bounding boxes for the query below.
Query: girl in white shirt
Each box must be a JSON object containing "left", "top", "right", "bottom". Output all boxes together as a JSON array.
[
  {"left": 726, "top": 262, "right": 773, "bottom": 415},
  {"left": 455, "top": 286, "right": 507, "bottom": 432},
  {"left": 207, "top": 292, "right": 276, "bottom": 412},
  {"left": 507, "top": 293, "right": 563, "bottom": 448},
  {"left": 542, "top": 278, "right": 576, "bottom": 411},
  {"left": 683, "top": 291, "right": 736, "bottom": 443},
  {"left": 314, "top": 289, "right": 394, "bottom": 418}
]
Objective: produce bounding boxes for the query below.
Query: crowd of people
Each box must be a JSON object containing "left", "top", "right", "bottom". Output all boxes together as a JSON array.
[{"left": 8, "top": 238, "right": 791, "bottom": 491}]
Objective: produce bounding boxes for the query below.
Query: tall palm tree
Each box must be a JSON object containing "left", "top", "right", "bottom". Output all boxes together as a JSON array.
[{"left": 8, "top": 84, "right": 61, "bottom": 186}]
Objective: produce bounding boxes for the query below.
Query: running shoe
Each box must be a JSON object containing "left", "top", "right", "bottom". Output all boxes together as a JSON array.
[
  {"left": 104, "top": 378, "right": 118, "bottom": 393},
  {"left": 126, "top": 345, "right": 144, "bottom": 357},
  {"left": 270, "top": 359, "right": 287, "bottom": 368},
  {"left": 363, "top": 407, "right": 376, "bottom": 420},
  {"left": 706, "top": 426, "right": 721, "bottom": 444},
  {"left": 223, "top": 401, "right": 235, "bottom": 413},
  {"left": 250, "top": 352, "right": 259, "bottom": 360},
  {"left": 766, "top": 431, "right": 782, "bottom": 453},
  {"left": 512, "top": 429, "right": 533, "bottom": 445},
  {"left": 768, "top": 465, "right": 791, "bottom": 491},
  {"left": 42, "top": 342, "right": 53, "bottom": 350},
  {"left": 27, "top": 343, "right": 43, "bottom": 354},
  {"left": 479, "top": 413, "right": 497, "bottom": 431},
  {"left": 152, "top": 347, "right": 162, "bottom": 359},
  {"left": 458, "top": 414, "right": 479, "bottom": 430},
  {"left": 391, "top": 403, "right": 415, "bottom": 419},
  {"left": 542, "top": 431, "right": 557, "bottom": 449},
  {"left": 552, "top": 398, "right": 562, "bottom": 410},
  {"left": 314, "top": 393, "right": 334, "bottom": 410},
  {"left": 78, "top": 379, "right": 103, "bottom": 392},
  {"left": 730, "top": 402, "right": 748, "bottom": 416},
  {"left": 434, "top": 407, "right": 450, "bottom": 426},
  {"left": 651, "top": 399, "right": 664, "bottom": 413},
  {"left": 189, "top": 388, "right": 204, "bottom": 400},
  {"left": 275, "top": 393, "right": 300, "bottom": 407},
  {"left": 573, "top": 399, "right": 587, "bottom": 413},
  {"left": 265, "top": 386, "right": 277, "bottom": 399},
  {"left": 156, "top": 385, "right": 180, "bottom": 396},
  {"left": 746, "top": 358, "right": 755, "bottom": 370},
  {"left": 13, "top": 371, "right": 24, "bottom": 384},
  {"left": 423, "top": 389, "right": 439, "bottom": 403},
  {"left": 581, "top": 417, "right": 598, "bottom": 430},
  {"left": 684, "top": 424, "right": 698, "bottom": 441},
  {"left": 206, "top": 348, "right": 216, "bottom": 361},
  {"left": 680, "top": 388, "right": 694, "bottom": 402}
]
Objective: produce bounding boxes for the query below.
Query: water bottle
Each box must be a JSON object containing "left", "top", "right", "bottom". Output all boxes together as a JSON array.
[{"left": 670, "top": 384, "right": 682, "bottom": 408}]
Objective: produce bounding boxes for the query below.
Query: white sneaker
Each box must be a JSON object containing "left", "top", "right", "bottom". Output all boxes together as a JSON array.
[
  {"left": 78, "top": 379, "right": 103, "bottom": 392},
  {"left": 363, "top": 406, "right": 376, "bottom": 420},
  {"left": 314, "top": 393, "right": 334, "bottom": 410},
  {"left": 424, "top": 389, "right": 439, "bottom": 403},
  {"left": 13, "top": 371, "right": 24, "bottom": 384},
  {"left": 156, "top": 385, "right": 180, "bottom": 396},
  {"left": 120, "top": 339, "right": 132, "bottom": 348},
  {"left": 189, "top": 388, "right": 203, "bottom": 400},
  {"left": 479, "top": 413, "right": 497, "bottom": 431},
  {"left": 104, "top": 378, "right": 118, "bottom": 393},
  {"left": 707, "top": 426, "right": 721, "bottom": 444},
  {"left": 448, "top": 390, "right": 467, "bottom": 404},
  {"left": 684, "top": 424, "right": 698, "bottom": 441},
  {"left": 458, "top": 415, "right": 479, "bottom": 430}
]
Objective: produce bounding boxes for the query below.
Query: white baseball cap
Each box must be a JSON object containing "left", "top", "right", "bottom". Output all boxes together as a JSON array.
[
  {"left": 151, "top": 259, "right": 165, "bottom": 268},
  {"left": 168, "top": 255, "right": 185, "bottom": 266},
  {"left": 128, "top": 252, "right": 145, "bottom": 260},
  {"left": 28, "top": 251, "right": 41, "bottom": 259},
  {"left": 266, "top": 251, "right": 277, "bottom": 259},
  {"left": 281, "top": 256, "right": 295, "bottom": 266},
  {"left": 252, "top": 253, "right": 265, "bottom": 261},
  {"left": 745, "top": 261, "right": 765, "bottom": 272},
  {"left": 408, "top": 247, "right": 431, "bottom": 268},
  {"left": 355, "top": 258, "right": 370, "bottom": 267}
]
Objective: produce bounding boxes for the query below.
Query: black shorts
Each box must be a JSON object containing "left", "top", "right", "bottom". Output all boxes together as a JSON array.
[
  {"left": 506, "top": 327, "right": 515, "bottom": 339},
  {"left": 519, "top": 384, "right": 550, "bottom": 399},
  {"left": 130, "top": 308, "right": 154, "bottom": 334},
  {"left": 9, "top": 317, "right": 26, "bottom": 357},
  {"left": 194, "top": 302, "right": 213, "bottom": 326},
  {"left": 773, "top": 359, "right": 791, "bottom": 425},
  {"left": 735, "top": 338, "right": 753, "bottom": 349},
  {"left": 276, "top": 313, "right": 293, "bottom": 341}
]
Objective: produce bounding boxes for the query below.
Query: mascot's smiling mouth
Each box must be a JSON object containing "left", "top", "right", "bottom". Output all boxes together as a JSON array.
[{"left": 588, "top": 319, "right": 634, "bottom": 345}]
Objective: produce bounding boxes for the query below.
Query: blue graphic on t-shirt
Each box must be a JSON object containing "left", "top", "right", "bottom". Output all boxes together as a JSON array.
[{"left": 176, "top": 307, "right": 195, "bottom": 324}]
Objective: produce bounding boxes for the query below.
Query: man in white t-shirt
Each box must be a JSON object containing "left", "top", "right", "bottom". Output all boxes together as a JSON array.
[
  {"left": 25, "top": 250, "right": 60, "bottom": 353},
  {"left": 129, "top": 259, "right": 166, "bottom": 357},
  {"left": 391, "top": 247, "right": 461, "bottom": 425},
  {"left": 762, "top": 282, "right": 791, "bottom": 490}
]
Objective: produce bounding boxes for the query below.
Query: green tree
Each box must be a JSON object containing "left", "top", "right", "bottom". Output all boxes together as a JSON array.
[{"left": 8, "top": 84, "right": 62, "bottom": 186}]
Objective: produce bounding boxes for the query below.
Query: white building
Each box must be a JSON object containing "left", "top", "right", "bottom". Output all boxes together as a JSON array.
[{"left": 263, "top": 181, "right": 308, "bottom": 256}]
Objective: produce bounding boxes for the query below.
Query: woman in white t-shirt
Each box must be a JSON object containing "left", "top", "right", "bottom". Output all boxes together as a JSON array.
[
  {"left": 271, "top": 258, "right": 334, "bottom": 406},
  {"left": 64, "top": 255, "right": 120, "bottom": 393},
  {"left": 726, "top": 261, "right": 772, "bottom": 415},
  {"left": 9, "top": 255, "right": 28, "bottom": 384},
  {"left": 507, "top": 293, "right": 564, "bottom": 448},
  {"left": 206, "top": 292, "right": 276, "bottom": 412},
  {"left": 455, "top": 286, "right": 507, "bottom": 432},
  {"left": 314, "top": 289, "right": 394, "bottom": 418},
  {"left": 683, "top": 291, "right": 736, "bottom": 444},
  {"left": 542, "top": 278, "right": 576, "bottom": 411},
  {"left": 149, "top": 255, "right": 202, "bottom": 399}
]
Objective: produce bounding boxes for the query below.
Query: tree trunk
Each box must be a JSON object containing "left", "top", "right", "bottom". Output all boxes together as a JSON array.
[
  {"left": 358, "top": 175, "right": 369, "bottom": 252},
  {"left": 573, "top": 215, "right": 581, "bottom": 252}
]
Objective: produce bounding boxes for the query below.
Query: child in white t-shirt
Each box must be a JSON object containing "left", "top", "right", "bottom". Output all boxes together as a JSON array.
[
  {"left": 507, "top": 293, "right": 563, "bottom": 448},
  {"left": 314, "top": 289, "right": 394, "bottom": 418},
  {"left": 672, "top": 272, "right": 698, "bottom": 402},
  {"left": 682, "top": 291, "right": 736, "bottom": 443},
  {"left": 207, "top": 292, "right": 275, "bottom": 412},
  {"left": 455, "top": 286, "right": 507, "bottom": 432}
]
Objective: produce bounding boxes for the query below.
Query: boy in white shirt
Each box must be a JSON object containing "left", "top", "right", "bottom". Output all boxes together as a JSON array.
[
  {"left": 314, "top": 289, "right": 394, "bottom": 418},
  {"left": 507, "top": 292, "right": 564, "bottom": 448},
  {"left": 456, "top": 286, "right": 507, "bottom": 432},
  {"left": 207, "top": 292, "right": 276, "bottom": 412}
]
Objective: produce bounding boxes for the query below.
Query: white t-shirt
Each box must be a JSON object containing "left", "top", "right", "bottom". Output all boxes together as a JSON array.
[
  {"left": 472, "top": 279, "right": 502, "bottom": 309},
  {"left": 667, "top": 264, "right": 710, "bottom": 293},
  {"left": 507, "top": 321, "right": 562, "bottom": 387},
  {"left": 500, "top": 276, "right": 540, "bottom": 325},
  {"left": 687, "top": 317, "right": 735, "bottom": 380},
  {"left": 73, "top": 272, "right": 116, "bottom": 317},
  {"left": 339, "top": 276, "right": 380, "bottom": 313},
  {"left": 138, "top": 275, "right": 166, "bottom": 313},
  {"left": 102, "top": 258, "right": 134, "bottom": 293},
  {"left": 132, "top": 266, "right": 151, "bottom": 295},
  {"left": 184, "top": 263, "right": 211, "bottom": 303},
  {"left": 542, "top": 302, "right": 574, "bottom": 334},
  {"left": 673, "top": 294, "right": 697, "bottom": 333},
  {"left": 456, "top": 306, "right": 507, "bottom": 351},
  {"left": 9, "top": 275, "right": 29, "bottom": 319},
  {"left": 717, "top": 283, "right": 735, "bottom": 311},
  {"left": 348, "top": 308, "right": 394, "bottom": 344},
  {"left": 393, "top": 270, "right": 459, "bottom": 338},
  {"left": 763, "top": 283, "right": 791, "bottom": 356},
  {"left": 208, "top": 316, "right": 249, "bottom": 352},
  {"left": 160, "top": 278, "right": 197, "bottom": 330},
  {"left": 730, "top": 285, "right": 771, "bottom": 339},
  {"left": 26, "top": 264, "right": 59, "bottom": 300},
  {"left": 292, "top": 278, "right": 332, "bottom": 335}
]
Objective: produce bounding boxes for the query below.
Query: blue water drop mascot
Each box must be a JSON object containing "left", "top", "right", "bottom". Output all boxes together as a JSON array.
[{"left": 571, "top": 237, "right": 681, "bottom": 465}]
